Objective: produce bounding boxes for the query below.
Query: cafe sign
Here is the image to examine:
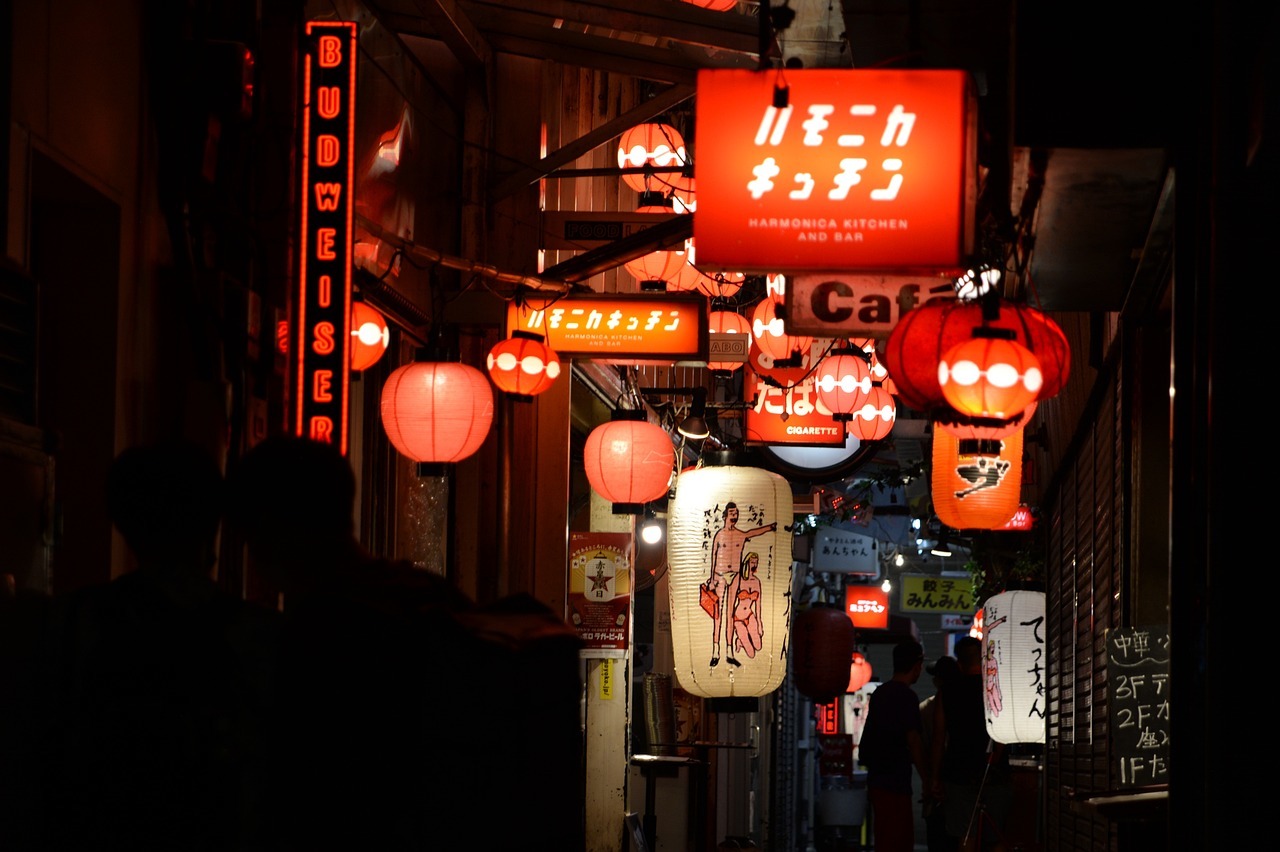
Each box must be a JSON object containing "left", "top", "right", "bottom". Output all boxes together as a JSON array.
[
  {"left": 694, "top": 68, "right": 977, "bottom": 273},
  {"left": 506, "top": 293, "right": 707, "bottom": 361}
]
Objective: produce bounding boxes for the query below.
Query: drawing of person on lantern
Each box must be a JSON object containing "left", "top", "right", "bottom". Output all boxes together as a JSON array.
[
  {"left": 704, "top": 502, "right": 775, "bottom": 667},
  {"left": 730, "top": 551, "right": 764, "bottom": 661},
  {"left": 983, "top": 628, "right": 1005, "bottom": 717}
]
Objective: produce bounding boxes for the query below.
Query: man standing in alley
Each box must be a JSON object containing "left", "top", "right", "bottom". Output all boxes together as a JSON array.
[{"left": 858, "top": 639, "right": 930, "bottom": 852}]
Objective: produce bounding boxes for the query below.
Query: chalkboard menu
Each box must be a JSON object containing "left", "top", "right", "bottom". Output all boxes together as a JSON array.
[{"left": 1107, "top": 626, "right": 1170, "bottom": 787}]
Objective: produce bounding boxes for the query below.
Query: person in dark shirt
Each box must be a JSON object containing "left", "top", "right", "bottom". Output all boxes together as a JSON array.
[
  {"left": 929, "top": 635, "right": 1014, "bottom": 852},
  {"left": 859, "top": 639, "right": 930, "bottom": 852}
]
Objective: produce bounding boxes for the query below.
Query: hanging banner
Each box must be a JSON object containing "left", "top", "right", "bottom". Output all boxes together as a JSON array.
[
  {"left": 568, "top": 532, "right": 633, "bottom": 658},
  {"left": 694, "top": 68, "right": 977, "bottom": 273}
]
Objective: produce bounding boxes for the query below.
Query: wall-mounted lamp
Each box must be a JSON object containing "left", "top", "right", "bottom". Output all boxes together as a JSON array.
[{"left": 677, "top": 387, "right": 711, "bottom": 440}]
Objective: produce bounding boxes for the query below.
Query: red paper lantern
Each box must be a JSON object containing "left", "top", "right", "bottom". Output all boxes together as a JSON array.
[
  {"left": 848, "top": 382, "right": 897, "bottom": 441},
  {"left": 847, "top": 652, "right": 873, "bottom": 692},
  {"left": 708, "top": 310, "right": 751, "bottom": 373},
  {"left": 682, "top": 0, "right": 738, "bottom": 10},
  {"left": 938, "top": 333, "right": 1042, "bottom": 419},
  {"left": 350, "top": 302, "right": 390, "bottom": 371},
  {"left": 931, "top": 429, "right": 1023, "bottom": 530},
  {"left": 792, "top": 606, "right": 857, "bottom": 703},
  {"left": 751, "top": 296, "right": 812, "bottom": 362},
  {"left": 815, "top": 348, "right": 873, "bottom": 422},
  {"left": 933, "top": 400, "right": 1037, "bottom": 441},
  {"left": 486, "top": 331, "right": 561, "bottom": 399},
  {"left": 380, "top": 361, "right": 494, "bottom": 464},
  {"left": 882, "top": 298, "right": 1070, "bottom": 414},
  {"left": 624, "top": 249, "right": 687, "bottom": 291},
  {"left": 617, "top": 122, "right": 688, "bottom": 195},
  {"left": 582, "top": 410, "right": 675, "bottom": 513}
]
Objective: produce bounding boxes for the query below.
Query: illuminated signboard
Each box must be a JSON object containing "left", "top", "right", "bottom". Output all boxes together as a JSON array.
[
  {"left": 844, "top": 584, "right": 889, "bottom": 630},
  {"left": 900, "top": 574, "right": 974, "bottom": 614},
  {"left": 295, "top": 21, "right": 357, "bottom": 452},
  {"left": 505, "top": 293, "right": 707, "bottom": 361},
  {"left": 744, "top": 341, "right": 846, "bottom": 447},
  {"left": 694, "top": 68, "right": 976, "bottom": 273}
]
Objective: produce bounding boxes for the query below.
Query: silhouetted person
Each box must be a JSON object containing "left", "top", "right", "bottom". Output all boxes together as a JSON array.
[
  {"left": 37, "top": 438, "right": 280, "bottom": 851},
  {"left": 859, "top": 639, "right": 930, "bottom": 852},
  {"left": 225, "top": 434, "right": 583, "bottom": 852},
  {"left": 929, "top": 636, "right": 1013, "bottom": 852},
  {"left": 921, "top": 654, "right": 962, "bottom": 852}
]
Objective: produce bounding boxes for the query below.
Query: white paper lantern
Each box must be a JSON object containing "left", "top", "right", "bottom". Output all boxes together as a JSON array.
[
  {"left": 982, "top": 590, "right": 1046, "bottom": 743},
  {"left": 667, "top": 458, "right": 793, "bottom": 698}
]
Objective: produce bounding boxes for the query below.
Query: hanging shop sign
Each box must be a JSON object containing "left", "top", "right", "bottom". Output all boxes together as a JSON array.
[
  {"left": 693, "top": 68, "right": 977, "bottom": 273},
  {"left": 568, "top": 532, "right": 633, "bottom": 658},
  {"left": 784, "top": 274, "right": 959, "bottom": 339},
  {"left": 294, "top": 20, "right": 357, "bottom": 452},
  {"left": 744, "top": 341, "right": 847, "bottom": 447},
  {"left": 899, "top": 574, "right": 974, "bottom": 614},
  {"left": 844, "top": 584, "right": 890, "bottom": 630},
  {"left": 506, "top": 293, "right": 707, "bottom": 361},
  {"left": 812, "top": 528, "right": 879, "bottom": 576}
]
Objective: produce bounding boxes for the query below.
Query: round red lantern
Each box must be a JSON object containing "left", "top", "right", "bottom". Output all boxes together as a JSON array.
[
  {"left": 938, "top": 332, "right": 1042, "bottom": 419},
  {"left": 350, "top": 302, "right": 390, "bottom": 371},
  {"left": 815, "top": 348, "right": 873, "bottom": 422},
  {"left": 847, "top": 652, "right": 873, "bottom": 692},
  {"left": 934, "top": 400, "right": 1037, "bottom": 441},
  {"left": 707, "top": 310, "right": 751, "bottom": 373},
  {"left": 751, "top": 296, "right": 812, "bottom": 362},
  {"left": 625, "top": 249, "right": 686, "bottom": 291},
  {"left": 582, "top": 410, "right": 675, "bottom": 514},
  {"left": 617, "top": 122, "right": 688, "bottom": 194},
  {"left": 486, "top": 331, "right": 561, "bottom": 400},
  {"left": 380, "top": 360, "right": 494, "bottom": 465},
  {"left": 848, "top": 382, "right": 897, "bottom": 442},
  {"left": 792, "top": 606, "right": 857, "bottom": 703}
]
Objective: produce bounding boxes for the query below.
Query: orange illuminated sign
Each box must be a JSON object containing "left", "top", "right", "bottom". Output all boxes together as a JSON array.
[
  {"left": 694, "top": 69, "right": 976, "bottom": 273},
  {"left": 505, "top": 293, "right": 707, "bottom": 361},
  {"left": 844, "top": 585, "right": 890, "bottom": 630},
  {"left": 295, "top": 21, "right": 357, "bottom": 453},
  {"left": 744, "top": 341, "right": 846, "bottom": 447}
]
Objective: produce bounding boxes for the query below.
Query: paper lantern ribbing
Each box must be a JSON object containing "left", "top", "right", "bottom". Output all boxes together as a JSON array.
[
  {"left": 931, "top": 430, "right": 1023, "bottom": 530},
  {"left": 667, "top": 461, "right": 794, "bottom": 698},
  {"left": 485, "top": 331, "right": 561, "bottom": 399},
  {"left": 707, "top": 310, "right": 751, "bottom": 372},
  {"left": 617, "top": 122, "right": 688, "bottom": 195},
  {"left": 792, "top": 606, "right": 857, "bottom": 702},
  {"left": 939, "top": 334, "right": 1042, "bottom": 419},
  {"left": 380, "top": 361, "right": 494, "bottom": 464},
  {"left": 848, "top": 382, "right": 897, "bottom": 442},
  {"left": 582, "top": 410, "right": 675, "bottom": 514},
  {"left": 815, "top": 348, "right": 873, "bottom": 422},
  {"left": 982, "top": 590, "right": 1047, "bottom": 743},
  {"left": 625, "top": 249, "right": 687, "bottom": 291},
  {"left": 350, "top": 302, "right": 390, "bottom": 370},
  {"left": 933, "top": 400, "right": 1037, "bottom": 441},
  {"left": 847, "top": 652, "right": 873, "bottom": 693}
]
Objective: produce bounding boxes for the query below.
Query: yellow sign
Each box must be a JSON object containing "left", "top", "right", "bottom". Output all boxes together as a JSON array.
[
  {"left": 900, "top": 574, "right": 974, "bottom": 614},
  {"left": 599, "top": 658, "right": 615, "bottom": 700}
]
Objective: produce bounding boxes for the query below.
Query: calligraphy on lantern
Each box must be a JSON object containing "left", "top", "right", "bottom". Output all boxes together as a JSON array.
[
  {"left": 295, "top": 21, "right": 356, "bottom": 452},
  {"left": 1107, "top": 627, "right": 1171, "bottom": 786}
]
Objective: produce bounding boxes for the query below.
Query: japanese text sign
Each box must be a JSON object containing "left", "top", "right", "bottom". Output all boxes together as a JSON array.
[
  {"left": 844, "top": 584, "right": 889, "bottom": 630},
  {"left": 568, "top": 532, "right": 633, "bottom": 658},
  {"left": 900, "top": 574, "right": 973, "bottom": 613},
  {"left": 506, "top": 293, "right": 707, "bottom": 361},
  {"left": 744, "top": 341, "right": 847, "bottom": 447},
  {"left": 694, "top": 69, "right": 976, "bottom": 273},
  {"left": 812, "top": 528, "right": 879, "bottom": 575},
  {"left": 295, "top": 21, "right": 357, "bottom": 452},
  {"left": 1107, "top": 626, "right": 1170, "bottom": 787}
]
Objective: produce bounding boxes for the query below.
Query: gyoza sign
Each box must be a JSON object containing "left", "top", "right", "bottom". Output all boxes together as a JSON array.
[{"left": 694, "top": 69, "right": 977, "bottom": 273}]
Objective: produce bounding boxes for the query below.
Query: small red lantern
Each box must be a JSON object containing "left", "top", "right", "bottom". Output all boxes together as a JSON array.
[
  {"left": 617, "top": 122, "right": 688, "bottom": 195},
  {"left": 707, "top": 310, "right": 751, "bottom": 373},
  {"left": 815, "top": 348, "right": 873, "bottom": 422},
  {"left": 847, "top": 652, "right": 873, "bottom": 692},
  {"left": 380, "top": 360, "right": 494, "bottom": 465},
  {"left": 792, "top": 606, "right": 857, "bottom": 703},
  {"left": 350, "top": 302, "right": 390, "bottom": 371},
  {"left": 938, "top": 332, "right": 1042, "bottom": 419},
  {"left": 582, "top": 410, "right": 675, "bottom": 514},
  {"left": 486, "top": 331, "right": 561, "bottom": 400},
  {"left": 625, "top": 249, "right": 687, "bottom": 291},
  {"left": 848, "top": 382, "right": 897, "bottom": 442},
  {"left": 751, "top": 296, "right": 812, "bottom": 362}
]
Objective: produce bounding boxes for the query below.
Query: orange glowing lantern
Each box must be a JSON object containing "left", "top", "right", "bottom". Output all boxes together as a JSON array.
[
  {"left": 847, "top": 652, "right": 873, "bottom": 692},
  {"left": 486, "top": 331, "right": 561, "bottom": 400},
  {"left": 938, "top": 332, "right": 1042, "bottom": 419},
  {"left": 683, "top": 0, "right": 738, "bottom": 10},
  {"left": 815, "top": 347, "right": 873, "bottom": 422},
  {"left": 848, "top": 382, "right": 897, "bottom": 442},
  {"left": 931, "top": 429, "right": 1024, "bottom": 530},
  {"left": 582, "top": 410, "right": 675, "bottom": 514},
  {"left": 380, "top": 360, "right": 494, "bottom": 466},
  {"left": 625, "top": 249, "right": 687, "bottom": 292},
  {"left": 933, "top": 400, "right": 1036, "bottom": 441},
  {"left": 617, "top": 122, "right": 688, "bottom": 195},
  {"left": 751, "top": 296, "right": 812, "bottom": 363},
  {"left": 708, "top": 310, "right": 752, "bottom": 373},
  {"left": 793, "top": 605, "right": 857, "bottom": 703},
  {"left": 350, "top": 302, "right": 390, "bottom": 371}
]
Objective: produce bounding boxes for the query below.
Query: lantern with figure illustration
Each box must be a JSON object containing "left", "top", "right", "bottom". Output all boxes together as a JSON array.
[
  {"left": 931, "top": 429, "right": 1023, "bottom": 530},
  {"left": 667, "top": 454, "right": 793, "bottom": 698},
  {"left": 982, "top": 590, "right": 1046, "bottom": 743}
]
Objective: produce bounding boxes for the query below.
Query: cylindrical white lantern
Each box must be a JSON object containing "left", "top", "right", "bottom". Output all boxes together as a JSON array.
[
  {"left": 982, "top": 590, "right": 1046, "bottom": 743},
  {"left": 667, "top": 457, "right": 793, "bottom": 698}
]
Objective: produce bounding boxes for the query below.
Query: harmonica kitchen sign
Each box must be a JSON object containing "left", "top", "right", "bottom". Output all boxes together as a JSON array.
[
  {"left": 295, "top": 21, "right": 357, "bottom": 452},
  {"left": 694, "top": 69, "right": 977, "bottom": 273},
  {"left": 506, "top": 293, "right": 707, "bottom": 361}
]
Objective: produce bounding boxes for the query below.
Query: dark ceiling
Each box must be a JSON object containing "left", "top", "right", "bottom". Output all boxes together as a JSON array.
[{"left": 371, "top": 0, "right": 1176, "bottom": 313}]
